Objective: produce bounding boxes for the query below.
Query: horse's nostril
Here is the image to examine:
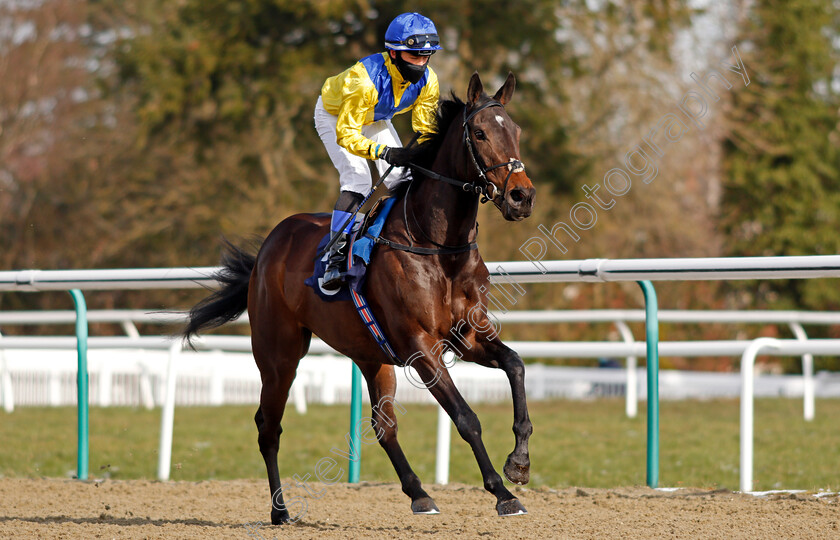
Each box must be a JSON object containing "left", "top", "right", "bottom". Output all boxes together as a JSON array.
[{"left": 510, "top": 189, "right": 524, "bottom": 203}]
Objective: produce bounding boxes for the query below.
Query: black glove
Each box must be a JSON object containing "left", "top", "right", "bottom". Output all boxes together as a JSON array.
[{"left": 380, "top": 146, "right": 413, "bottom": 167}]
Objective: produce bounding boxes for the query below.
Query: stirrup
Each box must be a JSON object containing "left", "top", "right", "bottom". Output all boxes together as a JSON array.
[{"left": 321, "top": 265, "right": 346, "bottom": 291}]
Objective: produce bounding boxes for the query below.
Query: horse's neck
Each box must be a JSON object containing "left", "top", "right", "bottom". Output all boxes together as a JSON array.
[{"left": 407, "top": 132, "right": 479, "bottom": 247}]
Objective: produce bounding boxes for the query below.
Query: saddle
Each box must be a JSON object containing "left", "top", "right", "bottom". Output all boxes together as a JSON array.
[
  {"left": 304, "top": 195, "right": 397, "bottom": 302},
  {"left": 303, "top": 195, "right": 402, "bottom": 364}
]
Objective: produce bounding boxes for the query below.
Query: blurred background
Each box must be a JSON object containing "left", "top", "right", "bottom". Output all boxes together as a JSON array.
[{"left": 2, "top": 0, "right": 839, "bottom": 372}]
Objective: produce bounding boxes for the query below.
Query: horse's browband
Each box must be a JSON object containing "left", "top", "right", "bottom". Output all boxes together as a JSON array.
[{"left": 463, "top": 98, "right": 504, "bottom": 125}]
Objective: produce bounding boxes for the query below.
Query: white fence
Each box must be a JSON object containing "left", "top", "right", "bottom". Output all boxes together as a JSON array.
[
  {"left": 4, "top": 308, "right": 840, "bottom": 417},
  {"left": 3, "top": 256, "right": 840, "bottom": 491},
  {"left": 5, "top": 347, "right": 840, "bottom": 408},
  {"left": 3, "top": 316, "right": 840, "bottom": 492}
]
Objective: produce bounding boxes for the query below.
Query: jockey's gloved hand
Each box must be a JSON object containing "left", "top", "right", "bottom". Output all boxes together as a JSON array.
[{"left": 380, "top": 146, "right": 413, "bottom": 167}]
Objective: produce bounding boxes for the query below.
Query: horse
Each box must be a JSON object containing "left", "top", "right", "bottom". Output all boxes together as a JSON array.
[{"left": 183, "top": 71, "right": 537, "bottom": 523}]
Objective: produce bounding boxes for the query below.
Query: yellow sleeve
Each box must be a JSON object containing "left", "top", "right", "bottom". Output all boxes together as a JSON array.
[
  {"left": 327, "top": 65, "right": 383, "bottom": 160},
  {"left": 411, "top": 68, "right": 440, "bottom": 143}
]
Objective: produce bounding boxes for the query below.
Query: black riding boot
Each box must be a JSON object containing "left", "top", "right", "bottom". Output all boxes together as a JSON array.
[
  {"left": 322, "top": 231, "right": 349, "bottom": 291},
  {"left": 322, "top": 190, "right": 363, "bottom": 291}
]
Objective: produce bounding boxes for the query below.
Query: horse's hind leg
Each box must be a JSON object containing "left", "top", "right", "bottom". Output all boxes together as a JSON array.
[
  {"left": 357, "top": 362, "right": 439, "bottom": 514},
  {"left": 253, "top": 326, "right": 311, "bottom": 525}
]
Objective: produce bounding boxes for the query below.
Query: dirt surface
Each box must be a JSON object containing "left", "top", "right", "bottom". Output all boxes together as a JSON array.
[{"left": 0, "top": 478, "right": 838, "bottom": 539}]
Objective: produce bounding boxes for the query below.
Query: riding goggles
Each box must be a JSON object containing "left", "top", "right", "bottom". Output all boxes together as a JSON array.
[{"left": 387, "top": 33, "right": 440, "bottom": 55}]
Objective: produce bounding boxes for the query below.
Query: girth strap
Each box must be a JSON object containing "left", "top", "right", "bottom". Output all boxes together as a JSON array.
[{"left": 350, "top": 289, "right": 404, "bottom": 366}]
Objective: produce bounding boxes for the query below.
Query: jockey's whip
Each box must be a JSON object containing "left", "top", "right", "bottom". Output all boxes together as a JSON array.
[{"left": 317, "top": 132, "right": 421, "bottom": 259}]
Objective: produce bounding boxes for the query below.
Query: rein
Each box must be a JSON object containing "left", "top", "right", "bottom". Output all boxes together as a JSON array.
[{"left": 365, "top": 175, "right": 479, "bottom": 256}]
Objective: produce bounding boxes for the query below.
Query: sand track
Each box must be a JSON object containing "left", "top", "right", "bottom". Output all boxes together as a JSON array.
[{"left": 1, "top": 478, "right": 837, "bottom": 539}]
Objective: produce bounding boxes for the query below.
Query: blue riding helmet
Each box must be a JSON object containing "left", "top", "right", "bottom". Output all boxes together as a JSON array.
[{"left": 384, "top": 12, "right": 442, "bottom": 56}]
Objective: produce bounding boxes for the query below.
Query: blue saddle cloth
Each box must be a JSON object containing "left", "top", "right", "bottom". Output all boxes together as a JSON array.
[{"left": 304, "top": 197, "right": 397, "bottom": 302}]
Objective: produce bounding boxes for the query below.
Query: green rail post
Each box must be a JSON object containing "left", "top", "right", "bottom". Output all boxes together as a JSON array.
[
  {"left": 70, "top": 289, "right": 89, "bottom": 481},
  {"left": 348, "top": 362, "right": 363, "bottom": 483},
  {"left": 637, "top": 280, "right": 659, "bottom": 488}
]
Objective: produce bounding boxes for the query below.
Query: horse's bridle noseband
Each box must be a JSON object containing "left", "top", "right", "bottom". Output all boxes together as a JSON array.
[{"left": 462, "top": 100, "right": 526, "bottom": 205}]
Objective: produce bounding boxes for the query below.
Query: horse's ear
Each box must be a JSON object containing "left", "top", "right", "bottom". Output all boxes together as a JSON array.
[
  {"left": 493, "top": 72, "right": 516, "bottom": 105},
  {"left": 467, "top": 72, "right": 484, "bottom": 105}
]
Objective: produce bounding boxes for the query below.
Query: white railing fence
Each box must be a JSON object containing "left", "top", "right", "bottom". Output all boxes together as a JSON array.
[
  {"left": 3, "top": 256, "right": 840, "bottom": 492},
  {"left": 4, "top": 308, "right": 840, "bottom": 419},
  {"left": 3, "top": 312, "right": 840, "bottom": 491},
  {"left": 6, "top": 337, "right": 840, "bottom": 410}
]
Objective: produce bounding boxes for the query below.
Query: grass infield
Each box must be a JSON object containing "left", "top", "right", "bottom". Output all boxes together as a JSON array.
[{"left": 1, "top": 399, "right": 836, "bottom": 491}]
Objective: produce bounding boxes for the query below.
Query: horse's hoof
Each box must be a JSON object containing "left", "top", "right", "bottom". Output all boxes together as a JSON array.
[
  {"left": 271, "top": 509, "right": 292, "bottom": 525},
  {"left": 503, "top": 454, "right": 530, "bottom": 485},
  {"left": 496, "top": 498, "right": 528, "bottom": 516},
  {"left": 411, "top": 496, "right": 440, "bottom": 515}
]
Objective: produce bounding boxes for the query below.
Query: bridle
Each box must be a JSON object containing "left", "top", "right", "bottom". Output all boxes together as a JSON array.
[
  {"left": 371, "top": 99, "right": 527, "bottom": 256},
  {"left": 462, "top": 100, "right": 526, "bottom": 207},
  {"left": 410, "top": 99, "right": 526, "bottom": 208}
]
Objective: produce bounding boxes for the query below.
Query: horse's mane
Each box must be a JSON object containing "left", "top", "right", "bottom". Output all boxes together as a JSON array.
[{"left": 389, "top": 92, "right": 465, "bottom": 199}]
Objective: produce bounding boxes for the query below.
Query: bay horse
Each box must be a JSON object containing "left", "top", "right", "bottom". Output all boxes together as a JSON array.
[{"left": 184, "top": 72, "right": 536, "bottom": 523}]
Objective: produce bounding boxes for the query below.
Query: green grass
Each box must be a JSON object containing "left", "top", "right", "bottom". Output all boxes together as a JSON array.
[{"left": 1, "top": 399, "right": 837, "bottom": 491}]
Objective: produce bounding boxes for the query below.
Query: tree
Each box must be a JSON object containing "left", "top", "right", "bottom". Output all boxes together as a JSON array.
[
  {"left": 721, "top": 0, "right": 840, "bottom": 310},
  {"left": 0, "top": 0, "right": 101, "bottom": 270}
]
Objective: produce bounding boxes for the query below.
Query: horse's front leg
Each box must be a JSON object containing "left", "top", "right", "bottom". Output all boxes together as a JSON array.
[
  {"left": 461, "top": 338, "right": 532, "bottom": 485},
  {"left": 408, "top": 343, "right": 527, "bottom": 516}
]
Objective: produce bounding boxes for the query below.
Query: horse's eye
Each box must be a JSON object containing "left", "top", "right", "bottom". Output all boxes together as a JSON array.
[{"left": 474, "top": 129, "right": 486, "bottom": 140}]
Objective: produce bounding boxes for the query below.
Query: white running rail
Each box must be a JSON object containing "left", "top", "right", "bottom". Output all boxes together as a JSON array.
[
  {"left": 3, "top": 255, "right": 840, "bottom": 488},
  {"left": 3, "top": 308, "right": 839, "bottom": 420}
]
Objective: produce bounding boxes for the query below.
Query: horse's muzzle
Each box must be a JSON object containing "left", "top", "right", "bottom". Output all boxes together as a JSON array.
[{"left": 503, "top": 186, "right": 536, "bottom": 221}]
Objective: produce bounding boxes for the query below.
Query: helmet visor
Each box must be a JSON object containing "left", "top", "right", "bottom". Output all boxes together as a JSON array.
[
  {"left": 404, "top": 33, "right": 439, "bottom": 48},
  {"left": 387, "top": 33, "right": 440, "bottom": 54}
]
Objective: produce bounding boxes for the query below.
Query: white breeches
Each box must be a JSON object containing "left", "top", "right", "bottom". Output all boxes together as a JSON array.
[{"left": 314, "top": 96, "right": 410, "bottom": 195}]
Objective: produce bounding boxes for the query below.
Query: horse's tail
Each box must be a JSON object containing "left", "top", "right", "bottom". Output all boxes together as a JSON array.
[{"left": 183, "top": 239, "right": 257, "bottom": 345}]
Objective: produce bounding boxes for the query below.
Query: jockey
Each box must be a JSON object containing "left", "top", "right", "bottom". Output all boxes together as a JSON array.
[{"left": 314, "top": 12, "right": 442, "bottom": 291}]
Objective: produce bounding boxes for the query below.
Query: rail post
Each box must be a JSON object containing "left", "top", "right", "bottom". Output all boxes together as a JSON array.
[
  {"left": 348, "top": 362, "right": 363, "bottom": 482},
  {"left": 740, "top": 338, "right": 781, "bottom": 492},
  {"left": 788, "top": 323, "right": 815, "bottom": 421},
  {"left": 157, "top": 341, "right": 182, "bottom": 481},
  {"left": 637, "top": 280, "right": 659, "bottom": 488},
  {"left": 0, "top": 339, "right": 13, "bottom": 413},
  {"left": 70, "top": 289, "right": 89, "bottom": 481},
  {"left": 435, "top": 405, "right": 451, "bottom": 484},
  {"left": 613, "top": 320, "right": 638, "bottom": 418}
]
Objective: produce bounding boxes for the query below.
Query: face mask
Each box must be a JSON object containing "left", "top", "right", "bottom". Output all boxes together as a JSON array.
[{"left": 393, "top": 53, "right": 427, "bottom": 84}]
